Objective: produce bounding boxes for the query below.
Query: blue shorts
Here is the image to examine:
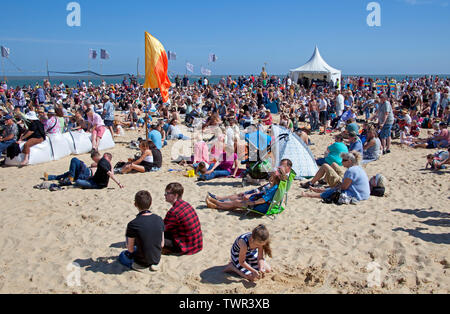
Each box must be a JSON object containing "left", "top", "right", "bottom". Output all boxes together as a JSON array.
[
  {"left": 104, "top": 120, "right": 114, "bottom": 127},
  {"left": 379, "top": 124, "right": 393, "bottom": 139}
]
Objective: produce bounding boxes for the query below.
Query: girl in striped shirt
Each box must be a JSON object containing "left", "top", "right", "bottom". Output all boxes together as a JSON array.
[{"left": 224, "top": 225, "right": 272, "bottom": 282}]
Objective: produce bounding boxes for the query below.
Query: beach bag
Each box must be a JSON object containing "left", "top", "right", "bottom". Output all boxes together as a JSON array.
[
  {"left": 323, "top": 191, "right": 341, "bottom": 204},
  {"left": 114, "top": 162, "right": 126, "bottom": 170},
  {"left": 421, "top": 118, "right": 432, "bottom": 129}
]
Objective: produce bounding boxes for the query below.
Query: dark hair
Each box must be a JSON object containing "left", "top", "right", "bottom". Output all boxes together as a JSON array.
[
  {"left": 280, "top": 159, "right": 293, "bottom": 169},
  {"left": 135, "top": 190, "right": 152, "bottom": 210},
  {"left": 252, "top": 225, "right": 272, "bottom": 258},
  {"left": 165, "top": 183, "right": 184, "bottom": 198},
  {"left": 90, "top": 151, "right": 101, "bottom": 159}
]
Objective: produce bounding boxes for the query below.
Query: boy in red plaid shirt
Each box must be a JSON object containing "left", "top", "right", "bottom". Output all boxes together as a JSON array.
[{"left": 163, "top": 183, "right": 203, "bottom": 255}]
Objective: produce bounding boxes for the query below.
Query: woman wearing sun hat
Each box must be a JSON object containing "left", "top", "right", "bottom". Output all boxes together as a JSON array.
[
  {"left": 18, "top": 111, "right": 46, "bottom": 166},
  {"left": 43, "top": 108, "right": 61, "bottom": 135}
]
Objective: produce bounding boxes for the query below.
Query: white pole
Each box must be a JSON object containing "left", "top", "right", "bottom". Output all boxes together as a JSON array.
[{"left": 1, "top": 57, "right": 6, "bottom": 82}]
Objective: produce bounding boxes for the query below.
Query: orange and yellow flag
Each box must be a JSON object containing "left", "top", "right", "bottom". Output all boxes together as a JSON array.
[{"left": 144, "top": 32, "right": 171, "bottom": 103}]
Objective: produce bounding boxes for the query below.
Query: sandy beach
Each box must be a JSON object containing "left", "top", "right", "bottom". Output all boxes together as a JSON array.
[{"left": 0, "top": 124, "right": 448, "bottom": 294}]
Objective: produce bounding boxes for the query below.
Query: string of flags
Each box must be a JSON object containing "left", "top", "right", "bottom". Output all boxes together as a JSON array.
[
  {"left": 1, "top": 46, "right": 10, "bottom": 58},
  {"left": 167, "top": 51, "right": 177, "bottom": 61},
  {"left": 88, "top": 49, "right": 110, "bottom": 60}
]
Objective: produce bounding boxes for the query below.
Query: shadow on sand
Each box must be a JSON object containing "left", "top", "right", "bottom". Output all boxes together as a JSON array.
[
  {"left": 74, "top": 256, "right": 128, "bottom": 275},
  {"left": 199, "top": 265, "right": 257, "bottom": 289}
]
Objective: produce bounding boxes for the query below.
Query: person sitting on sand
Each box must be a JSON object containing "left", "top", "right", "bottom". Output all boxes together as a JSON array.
[
  {"left": 44, "top": 151, "right": 101, "bottom": 184},
  {"left": 316, "top": 134, "right": 349, "bottom": 167},
  {"left": 300, "top": 162, "right": 345, "bottom": 190},
  {"left": 206, "top": 171, "right": 285, "bottom": 214},
  {"left": 119, "top": 190, "right": 165, "bottom": 273},
  {"left": 163, "top": 183, "right": 203, "bottom": 255},
  {"left": 300, "top": 151, "right": 370, "bottom": 203},
  {"left": 224, "top": 224, "right": 272, "bottom": 282},
  {"left": 74, "top": 153, "right": 124, "bottom": 190},
  {"left": 120, "top": 140, "right": 162, "bottom": 174},
  {"left": 167, "top": 119, "right": 190, "bottom": 141},
  {"left": 346, "top": 131, "right": 363, "bottom": 155},
  {"left": 413, "top": 122, "right": 449, "bottom": 149},
  {"left": 361, "top": 125, "right": 382, "bottom": 165}
]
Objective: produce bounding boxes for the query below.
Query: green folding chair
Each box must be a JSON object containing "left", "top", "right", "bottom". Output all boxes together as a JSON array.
[
  {"left": 243, "top": 169, "right": 296, "bottom": 217},
  {"left": 284, "top": 169, "right": 297, "bottom": 206},
  {"left": 244, "top": 178, "right": 288, "bottom": 217}
]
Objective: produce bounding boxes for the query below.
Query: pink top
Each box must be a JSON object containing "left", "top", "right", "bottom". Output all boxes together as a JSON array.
[
  {"left": 218, "top": 152, "right": 238, "bottom": 173},
  {"left": 88, "top": 113, "right": 105, "bottom": 128},
  {"left": 436, "top": 129, "right": 450, "bottom": 142},
  {"left": 44, "top": 116, "right": 61, "bottom": 134},
  {"left": 193, "top": 141, "right": 210, "bottom": 164}
]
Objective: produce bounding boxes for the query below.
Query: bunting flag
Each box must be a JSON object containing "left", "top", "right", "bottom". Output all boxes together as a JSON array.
[
  {"left": 144, "top": 31, "right": 171, "bottom": 103},
  {"left": 186, "top": 62, "right": 194, "bottom": 73},
  {"left": 201, "top": 67, "right": 211, "bottom": 76},
  {"left": 100, "top": 49, "right": 110, "bottom": 60},
  {"left": 208, "top": 53, "right": 218, "bottom": 63},
  {"left": 89, "top": 49, "right": 97, "bottom": 60},
  {"left": 167, "top": 51, "right": 177, "bottom": 61},
  {"left": 1, "top": 46, "right": 10, "bottom": 58}
]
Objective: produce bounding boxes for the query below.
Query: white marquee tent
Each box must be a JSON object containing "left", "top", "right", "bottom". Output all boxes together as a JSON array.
[{"left": 288, "top": 46, "right": 342, "bottom": 89}]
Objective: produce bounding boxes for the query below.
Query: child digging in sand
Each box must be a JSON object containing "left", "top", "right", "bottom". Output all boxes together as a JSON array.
[
  {"left": 224, "top": 225, "right": 272, "bottom": 282},
  {"left": 119, "top": 191, "right": 165, "bottom": 273}
]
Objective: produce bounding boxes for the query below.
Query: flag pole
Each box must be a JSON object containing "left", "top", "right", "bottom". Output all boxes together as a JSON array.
[
  {"left": 46, "top": 60, "right": 50, "bottom": 81},
  {"left": 1, "top": 56, "right": 5, "bottom": 82},
  {"left": 137, "top": 57, "right": 140, "bottom": 79}
]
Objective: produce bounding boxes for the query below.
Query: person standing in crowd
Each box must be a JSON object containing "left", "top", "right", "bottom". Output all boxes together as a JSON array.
[
  {"left": 373, "top": 94, "right": 394, "bottom": 155},
  {"left": 103, "top": 95, "right": 115, "bottom": 138}
]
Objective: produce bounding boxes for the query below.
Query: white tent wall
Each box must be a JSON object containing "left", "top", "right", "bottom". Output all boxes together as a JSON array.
[
  {"left": 289, "top": 46, "right": 342, "bottom": 89},
  {"left": 271, "top": 125, "right": 319, "bottom": 179}
]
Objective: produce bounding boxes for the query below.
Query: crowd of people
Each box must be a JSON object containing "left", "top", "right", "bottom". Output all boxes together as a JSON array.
[{"left": 0, "top": 72, "right": 449, "bottom": 280}]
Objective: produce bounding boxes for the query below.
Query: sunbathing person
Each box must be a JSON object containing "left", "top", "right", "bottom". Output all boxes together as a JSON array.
[
  {"left": 209, "top": 159, "right": 292, "bottom": 202},
  {"left": 205, "top": 172, "right": 286, "bottom": 214}
]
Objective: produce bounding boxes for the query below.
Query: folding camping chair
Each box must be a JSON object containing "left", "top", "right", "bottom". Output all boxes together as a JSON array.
[{"left": 244, "top": 169, "right": 296, "bottom": 218}]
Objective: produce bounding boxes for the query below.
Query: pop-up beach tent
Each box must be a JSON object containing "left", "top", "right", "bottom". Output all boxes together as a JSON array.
[
  {"left": 288, "top": 46, "right": 342, "bottom": 89},
  {"left": 271, "top": 125, "right": 318, "bottom": 179}
]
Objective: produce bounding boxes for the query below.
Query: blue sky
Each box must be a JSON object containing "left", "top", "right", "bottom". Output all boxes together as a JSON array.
[{"left": 0, "top": 0, "right": 449, "bottom": 75}]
